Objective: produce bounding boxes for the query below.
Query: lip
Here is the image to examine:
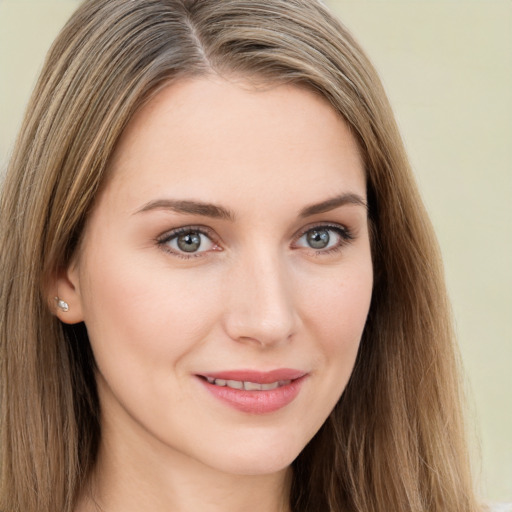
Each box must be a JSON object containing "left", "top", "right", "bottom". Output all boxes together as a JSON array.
[
  {"left": 201, "top": 368, "right": 306, "bottom": 384},
  {"left": 197, "top": 369, "right": 308, "bottom": 414}
]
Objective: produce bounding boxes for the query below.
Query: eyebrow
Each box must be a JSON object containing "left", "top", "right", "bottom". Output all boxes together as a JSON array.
[
  {"left": 299, "top": 193, "right": 368, "bottom": 217},
  {"left": 134, "top": 192, "right": 367, "bottom": 221},
  {"left": 134, "top": 199, "right": 235, "bottom": 221}
]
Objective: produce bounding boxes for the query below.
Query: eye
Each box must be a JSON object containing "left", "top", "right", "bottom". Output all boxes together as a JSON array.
[
  {"left": 294, "top": 225, "right": 352, "bottom": 253},
  {"left": 158, "top": 227, "right": 220, "bottom": 257}
]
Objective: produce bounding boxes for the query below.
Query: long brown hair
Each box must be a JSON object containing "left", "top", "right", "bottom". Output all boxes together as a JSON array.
[{"left": 0, "top": 1, "right": 480, "bottom": 511}]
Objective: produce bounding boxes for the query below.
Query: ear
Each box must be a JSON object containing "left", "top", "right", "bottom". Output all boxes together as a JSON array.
[{"left": 49, "top": 260, "right": 85, "bottom": 324}]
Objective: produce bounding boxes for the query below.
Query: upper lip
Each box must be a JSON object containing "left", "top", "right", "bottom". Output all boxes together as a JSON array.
[{"left": 198, "top": 368, "right": 307, "bottom": 384}]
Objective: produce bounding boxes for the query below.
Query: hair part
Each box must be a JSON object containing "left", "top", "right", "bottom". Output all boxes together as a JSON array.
[{"left": 1, "top": 1, "right": 480, "bottom": 511}]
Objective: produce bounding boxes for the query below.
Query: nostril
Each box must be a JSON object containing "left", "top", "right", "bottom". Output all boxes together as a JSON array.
[{"left": 222, "top": 259, "right": 297, "bottom": 346}]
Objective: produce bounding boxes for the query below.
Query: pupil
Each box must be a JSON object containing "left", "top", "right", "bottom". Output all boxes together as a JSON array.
[
  {"left": 177, "top": 232, "right": 201, "bottom": 252},
  {"left": 307, "top": 229, "right": 329, "bottom": 249}
]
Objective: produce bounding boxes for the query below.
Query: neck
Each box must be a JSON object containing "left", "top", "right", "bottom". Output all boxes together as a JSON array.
[
  {"left": 78, "top": 457, "right": 292, "bottom": 512},
  {"left": 75, "top": 418, "right": 292, "bottom": 512}
]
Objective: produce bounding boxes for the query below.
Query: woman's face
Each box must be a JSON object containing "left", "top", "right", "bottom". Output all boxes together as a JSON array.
[{"left": 58, "top": 77, "right": 373, "bottom": 476}]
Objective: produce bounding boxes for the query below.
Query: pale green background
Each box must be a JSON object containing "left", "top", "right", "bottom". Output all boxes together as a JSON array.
[{"left": 0, "top": 0, "right": 510, "bottom": 503}]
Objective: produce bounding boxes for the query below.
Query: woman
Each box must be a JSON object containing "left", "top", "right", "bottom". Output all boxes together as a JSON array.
[{"left": 0, "top": 0, "right": 483, "bottom": 511}]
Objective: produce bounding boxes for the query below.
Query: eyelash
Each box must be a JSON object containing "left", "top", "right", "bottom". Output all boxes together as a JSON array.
[
  {"left": 157, "top": 225, "right": 220, "bottom": 259},
  {"left": 156, "top": 223, "right": 354, "bottom": 259},
  {"left": 293, "top": 223, "right": 354, "bottom": 256}
]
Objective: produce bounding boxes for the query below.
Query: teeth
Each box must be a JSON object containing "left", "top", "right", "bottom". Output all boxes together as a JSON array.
[
  {"left": 226, "top": 379, "right": 243, "bottom": 389},
  {"left": 243, "top": 381, "right": 262, "bottom": 391},
  {"left": 260, "top": 382, "right": 280, "bottom": 390},
  {"left": 205, "top": 378, "right": 291, "bottom": 390}
]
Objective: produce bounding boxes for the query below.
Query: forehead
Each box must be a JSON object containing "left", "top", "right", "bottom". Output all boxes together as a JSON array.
[{"left": 102, "top": 76, "right": 365, "bottom": 215}]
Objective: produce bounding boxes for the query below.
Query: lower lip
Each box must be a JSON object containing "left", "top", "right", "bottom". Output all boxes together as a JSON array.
[{"left": 199, "top": 376, "right": 306, "bottom": 414}]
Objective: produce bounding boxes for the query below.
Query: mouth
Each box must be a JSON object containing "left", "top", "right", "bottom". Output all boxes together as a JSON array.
[
  {"left": 204, "top": 376, "right": 291, "bottom": 391},
  {"left": 196, "top": 369, "right": 307, "bottom": 414}
]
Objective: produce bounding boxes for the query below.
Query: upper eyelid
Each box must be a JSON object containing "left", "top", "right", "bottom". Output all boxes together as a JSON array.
[
  {"left": 157, "top": 225, "right": 218, "bottom": 242},
  {"left": 156, "top": 222, "right": 351, "bottom": 242},
  {"left": 157, "top": 222, "right": 348, "bottom": 237},
  {"left": 293, "top": 221, "right": 350, "bottom": 240}
]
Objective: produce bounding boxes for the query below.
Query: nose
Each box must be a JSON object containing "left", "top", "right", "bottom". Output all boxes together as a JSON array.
[{"left": 222, "top": 248, "right": 298, "bottom": 347}]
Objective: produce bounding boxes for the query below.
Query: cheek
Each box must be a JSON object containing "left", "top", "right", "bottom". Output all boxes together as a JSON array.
[
  {"left": 300, "top": 260, "right": 373, "bottom": 347},
  {"left": 77, "top": 249, "right": 224, "bottom": 377},
  {"left": 298, "top": 258, "right": 372, "bottom": 397}
]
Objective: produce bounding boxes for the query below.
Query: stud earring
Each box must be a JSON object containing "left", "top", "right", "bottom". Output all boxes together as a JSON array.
[{"left": 55, "top": 297, "right": 69, "bottom": 312}]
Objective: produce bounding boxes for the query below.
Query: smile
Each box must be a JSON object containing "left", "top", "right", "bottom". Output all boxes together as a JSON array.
[
  {"left": 198, "top": 369, "right": 307, "bottom": 414},
  {"left": 205, "top": 377, "right": 291, "bottom": 391}
]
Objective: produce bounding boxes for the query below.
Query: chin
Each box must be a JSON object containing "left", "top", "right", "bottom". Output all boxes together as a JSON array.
[
  {"left": 208, "top": 454, "right": 294, "bottom": 477},
  {"left": 196, "top": 430, "right": 308, "bottom": 477}
]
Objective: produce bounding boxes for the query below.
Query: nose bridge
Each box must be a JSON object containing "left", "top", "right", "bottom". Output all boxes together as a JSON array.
[{"left": 223, "top": 244, "right": 296, "bottom": 346}]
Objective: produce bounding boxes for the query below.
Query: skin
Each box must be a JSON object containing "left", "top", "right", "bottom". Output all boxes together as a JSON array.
[{"left": 55, "top": 77, "right": 373, "bottom": 512}]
